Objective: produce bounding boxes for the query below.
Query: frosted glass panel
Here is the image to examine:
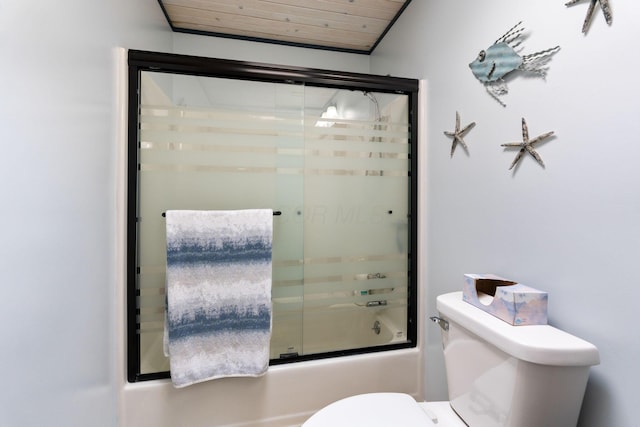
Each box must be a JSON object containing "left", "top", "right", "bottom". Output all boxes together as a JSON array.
[{"left": 134, "top": 71, "right": 411, "bottom": 375}]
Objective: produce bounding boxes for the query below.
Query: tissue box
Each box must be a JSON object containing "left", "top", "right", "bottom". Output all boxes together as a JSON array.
[{"left": 462, "top": 274, "right": 548, "bottom": 326}]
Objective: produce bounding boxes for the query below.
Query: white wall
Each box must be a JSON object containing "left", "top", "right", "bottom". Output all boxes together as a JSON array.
[
  {"left": 0, "top": 1, "right": 170, "bottom": 426},
  {"left": 372, "top": 1, "right": 640, "bottom": 426}
]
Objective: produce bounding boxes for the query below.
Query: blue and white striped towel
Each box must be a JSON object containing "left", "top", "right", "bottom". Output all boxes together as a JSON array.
[{"left": 164, "top": 209, "right": 273, "bottom": 388}]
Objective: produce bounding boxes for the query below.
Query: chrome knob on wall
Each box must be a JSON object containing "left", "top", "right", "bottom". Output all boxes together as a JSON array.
[{"left": 372, "top": 320, "right": 381, "bottom": 335}]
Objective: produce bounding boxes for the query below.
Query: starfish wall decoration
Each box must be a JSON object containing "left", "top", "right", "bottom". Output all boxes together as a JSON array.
[
  {"left": 501, "top": 118, "right": 555, "bottom": 170},
  {"left": 565, "top": 0, "right": 612, "bottom": 34},
  {"left": 444, "top": 111, "right": 476, "bottom": 157}
]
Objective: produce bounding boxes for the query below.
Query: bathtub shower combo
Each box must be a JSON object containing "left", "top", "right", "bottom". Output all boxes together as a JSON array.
[{"left": 126, "top": 51, "right": 419, "bottom": 381}]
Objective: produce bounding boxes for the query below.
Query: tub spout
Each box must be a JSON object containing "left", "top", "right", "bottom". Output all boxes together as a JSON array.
[{"left": 366, "top": 300, "right": 387, "bottom": 307}]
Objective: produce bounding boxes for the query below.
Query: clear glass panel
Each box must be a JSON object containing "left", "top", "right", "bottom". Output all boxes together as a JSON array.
[
  {"left": 135, "top": 72, "right": 410, "bottom": 375},
  {"left": 137, "top": 72, "right": 305, "bottom": 374},
  {"left": 301, "top": 87, "right": 410, "bottom": 355}
]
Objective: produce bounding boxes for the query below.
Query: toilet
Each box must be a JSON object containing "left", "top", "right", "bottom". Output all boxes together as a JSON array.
[{"left": 303, "top": 291, "right": 600, "bottom": 427}]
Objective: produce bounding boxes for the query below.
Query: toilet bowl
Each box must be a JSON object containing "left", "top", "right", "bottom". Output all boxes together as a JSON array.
[{"left": 302, "top": 292, "right": 600, "bottom": 427}]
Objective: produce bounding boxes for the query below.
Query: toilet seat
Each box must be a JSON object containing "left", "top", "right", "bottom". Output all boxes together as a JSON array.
[{"left": 302, "top": 393, "right": 467, "bottom": 427}]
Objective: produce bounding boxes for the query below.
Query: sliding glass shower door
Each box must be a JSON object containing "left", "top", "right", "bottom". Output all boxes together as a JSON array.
[
  {"left": 128, "top": 51, "right": 417, "bottom": 381},
  {"left": 278, "top": 87, "right": 411, "bottom": 359}
]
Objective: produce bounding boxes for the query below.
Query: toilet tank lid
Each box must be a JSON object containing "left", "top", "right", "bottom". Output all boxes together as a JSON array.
[{"left": 437, "top": 292, "right": 600, "bottom": 367}]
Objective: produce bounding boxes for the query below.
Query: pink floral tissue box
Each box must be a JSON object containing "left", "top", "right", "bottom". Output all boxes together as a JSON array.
[{"left": 462, "top": 273, "right": 548, "bottom": 326}]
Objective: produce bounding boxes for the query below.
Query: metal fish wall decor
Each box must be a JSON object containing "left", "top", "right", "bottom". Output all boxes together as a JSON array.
[{"left": 469, "top": 22, "right": 560, "bottom": 106}]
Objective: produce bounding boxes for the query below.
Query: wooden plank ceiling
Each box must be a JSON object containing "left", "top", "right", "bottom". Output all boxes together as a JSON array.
[{"left": 158, "top": 0, "right": 412, "bottom": 54}]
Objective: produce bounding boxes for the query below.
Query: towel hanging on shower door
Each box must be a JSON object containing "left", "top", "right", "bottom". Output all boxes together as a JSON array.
[{"left": 163, "top": 209, "right": 273, "bottom": 388}]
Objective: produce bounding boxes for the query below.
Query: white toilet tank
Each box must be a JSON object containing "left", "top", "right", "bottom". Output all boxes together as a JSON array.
[{"left": 436, "top": 292, "right": 600, "bottom": 427}]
